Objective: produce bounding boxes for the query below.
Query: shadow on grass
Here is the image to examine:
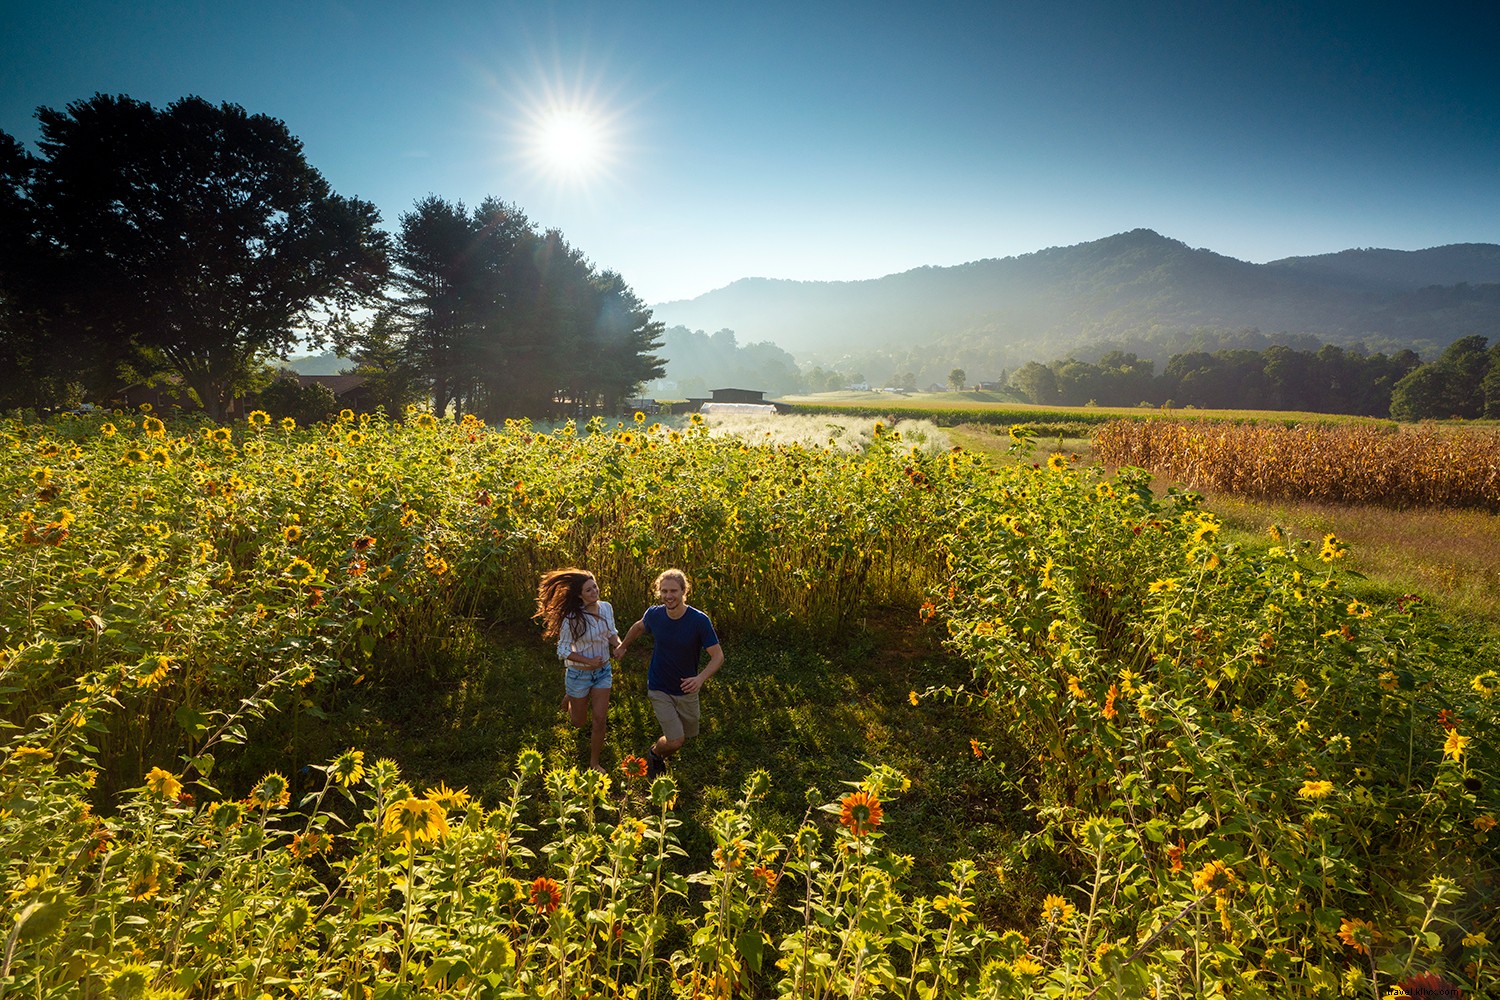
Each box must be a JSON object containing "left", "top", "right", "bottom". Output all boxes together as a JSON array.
[{"left": 265, "top": 609, "right": 1055, "bottom": 921}]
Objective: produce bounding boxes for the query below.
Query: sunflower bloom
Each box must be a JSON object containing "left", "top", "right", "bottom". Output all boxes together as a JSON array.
[
  {"left": 1191, "top": 860, "right": 1236, "bottom": 896},
  {"left": 1297, "top": 779, "right": 1334, "bottom": 799},
  {"left": 529, "top": 876, "right": 563, "bottom": 914},
  {"left": 248, "top": 772, "right": 291, "bottom": 809},
  {"left": 1443, "top": 730, "right": 1471, "bottom": 761},
  {"left": 144, "top": 766, "right": 183, "bottom": 801},
  {"left": 620, "top": 754, "right": 649, "bottom": 779},
  {"left": 1039, "top": 893, "right": 1076, "bottom": 925},
  {"left": 1337, "top": 917, "right": 1378, "bottom": 954},
  {"left": 247, "top": 410, "right": 270, "bottom": 427},
  {"left": 384, "top": 797, "right": 450, "bottom": 845},
  {"left": 426, "top": 782, "right": 470, "bottom": 811},
  {"left": 330, "top": 749, "right": 365, "bottom": 787},
  {"left": 839, "top": 790, "right": 883, "bottom": 837},
  {"left": 933, "top": 894, "right": 974, "bottom": 924}
]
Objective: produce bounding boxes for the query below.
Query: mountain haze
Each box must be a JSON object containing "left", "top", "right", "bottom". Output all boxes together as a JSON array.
[{"left": 650, "top": 230, "right": 1500, "bottom": 363}]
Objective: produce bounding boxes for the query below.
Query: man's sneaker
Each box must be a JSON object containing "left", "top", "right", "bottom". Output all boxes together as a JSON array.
[{"left": 646, "top": 748, "right": 668, "bottom": 778}]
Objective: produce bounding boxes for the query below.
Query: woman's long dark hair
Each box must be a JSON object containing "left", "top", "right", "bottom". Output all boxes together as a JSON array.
[{"left": 536, "top": 568, "right": 594, "bottom": 641}]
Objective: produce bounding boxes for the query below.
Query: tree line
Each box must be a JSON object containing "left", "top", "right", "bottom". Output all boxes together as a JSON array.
[
  {"left": 1006, "top": 339, "right": 1500, "bottom": 419},
  {"left": 0, "top": 94, "right": 663, "bottom": 420}
]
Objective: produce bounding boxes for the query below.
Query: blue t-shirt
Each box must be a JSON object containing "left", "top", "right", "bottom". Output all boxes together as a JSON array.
[{"left": 644, "top": 604, "right": 719, "bottom": 694}]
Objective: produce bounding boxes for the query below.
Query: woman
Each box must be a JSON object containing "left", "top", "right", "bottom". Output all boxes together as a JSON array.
[{"left": 536, "top": 568, "right": 621, "bottom": 773}]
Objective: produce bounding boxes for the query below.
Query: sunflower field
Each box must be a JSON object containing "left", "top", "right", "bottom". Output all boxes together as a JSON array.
[{"left": 1, "top": 407, "right": 1496, "bottom": 998}]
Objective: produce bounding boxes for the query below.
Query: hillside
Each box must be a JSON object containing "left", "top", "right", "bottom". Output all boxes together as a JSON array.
[{"left": 650, "top": 230, "right": 1500, "bottom": 363}]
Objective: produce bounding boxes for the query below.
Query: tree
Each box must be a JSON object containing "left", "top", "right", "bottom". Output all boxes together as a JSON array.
[
  {"left": 369, "top": 195, "right": 663, "bottom": 420},
  {"left": 1009, "top": 362, "right": 1058, "bottom": 405},
  {"left": 19, "top": 94, "right": 388, "bottom": 417},
  {"left": 1389, "top": 336, "right": 1490, "bottom": 420},
  {"left": 948, "top": 368, "right": 967, "bottom": 391}
]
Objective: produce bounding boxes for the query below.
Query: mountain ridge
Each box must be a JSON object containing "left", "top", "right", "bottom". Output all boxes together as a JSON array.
[{"left": 648, "top": 230, "right": 1500, "bottom": 363}]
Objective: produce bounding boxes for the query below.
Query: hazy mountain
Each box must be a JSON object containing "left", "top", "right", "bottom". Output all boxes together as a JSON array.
[
  {"left": 650, "top": 230, "right": 1500, "bottom": 363},
  {"left": 280, "top": 351, "right": 353, "bottom": 375}
]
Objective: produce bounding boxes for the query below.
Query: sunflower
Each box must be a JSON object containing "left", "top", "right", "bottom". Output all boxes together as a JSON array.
[
  {"left": 1472, "top": 670, "right": 1500, "bottom": 697},
  {"left": 338, "top": 408, "right": 355, "bottom": 422},
  {"left": 142, "top": 417, "right": 166, "bottom": 437},
  {"left": 384, "top": 796, "right": 450, "bottom": 845},
  {"left": 414, "top": 413, "right": 438, "bottom": 430},
  {"left": 208, "top": 427, "right": 231, "bottom": 444},
  {"left": 838, "top": 790, "right": 883, "bottom": 837},
  {"left": 283, "top": 525, "right": 302, "bottom": 543},
  {"left": 1443, "top": 730, "right": 1471, "bottom": 761},
  {"left": 1046, "top": 453, "right": 1068, "bottom": 472},
  {"left": 284, "top": 557, "right": 316, "bottom": 583},
  {"left": 933, "top": 894, "right": 974, "bottom": 924},
  {"left": 247, "top": 410, "right": 271, "bottom": 428},
  {"left": 529, "top": 876, "right": 563, "bottom": 914},
  {"left": 122, "top": 448, "right": 148, "bottom": 464},
  {"left": 1191, "top": 860, "right": 1236, "bottom": 896},
  {"left": 280, "top": 417, "right": 297, "bottom": 431},
  {"left": 144, "top": 766, "right": 183, "bottom": 801},
  {"left": 1038, "top": 893, "right": 1075, "bottom": 924},
  {"left": 426, "top": 782, "right": 470, "bottom": 811},
  {"left": 1337, "top": 917, "right": 1378, "bottom": 955},
  {"left": 1297, "top": 779, "right": 1334, "bottom": 799},
  {"left": 101, "top": 423, "right": 117, "bottom": 437},
  {"left": 248, "top": 772, "right": 291, "bottom": 809},
  {"left": 1318, "top": 533, "right": 1347, "bottom": 562},
  {"left": 620, "top": 754, "right": 649, "bottom": 779},
  {"left": 346, "top": 431, "right": 364, "bottom": 446},
  {"left": 329, "top": 749, "right": 365, "bottom": 787}
]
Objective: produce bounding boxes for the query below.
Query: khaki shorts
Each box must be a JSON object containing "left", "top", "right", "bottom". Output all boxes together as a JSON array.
[{"left": 649, "top": 689, "right": 701, "bottom": 742}]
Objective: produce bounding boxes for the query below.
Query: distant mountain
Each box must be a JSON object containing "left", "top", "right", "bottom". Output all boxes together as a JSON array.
[
  {"left": 280, "top": 352, "right": 353, "bottom": 375},
  {"left": 650, "top": 230, "right": 1500, "bottom": 364}
]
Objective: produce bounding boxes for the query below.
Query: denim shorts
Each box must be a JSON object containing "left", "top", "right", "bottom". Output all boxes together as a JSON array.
[{"left": 565, "top": 662, "right": 613, "bottom": 699}]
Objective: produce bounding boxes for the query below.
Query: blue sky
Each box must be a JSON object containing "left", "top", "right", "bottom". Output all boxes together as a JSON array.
[{"left": 3, "top": 1, "right": 1497, "bottom": 304}]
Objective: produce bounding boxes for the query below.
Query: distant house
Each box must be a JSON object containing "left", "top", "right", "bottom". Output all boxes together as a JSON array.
[
  {"left": 684, "top": 387, "right": 785, "bottom": 414},
  {"left": 294, "top": 374, "right": 372, "bottom": 410},
  {"left": 976, "top": 380, "right": 1004, "bottom": 392}
]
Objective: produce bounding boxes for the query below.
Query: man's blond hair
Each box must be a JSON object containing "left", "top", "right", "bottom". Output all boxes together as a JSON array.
[{"left": 654, "top": 568, "right": 690, "bottom": 597}]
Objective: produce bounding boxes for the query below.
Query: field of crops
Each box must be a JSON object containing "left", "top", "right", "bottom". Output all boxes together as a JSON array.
[
  {"left": 778, "top": 392, "right": 1387, "bottom": 433},
  {"left": 2, "top": 409, "right": 1496, "bottom": 998},
  {"left": 1095, "top": 419, "right": 1500, "bottom": 510}
]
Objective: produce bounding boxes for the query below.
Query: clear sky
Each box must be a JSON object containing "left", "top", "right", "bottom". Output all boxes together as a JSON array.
[{"left": 3, "top": 1, "right": 1497, "bottom": 305}]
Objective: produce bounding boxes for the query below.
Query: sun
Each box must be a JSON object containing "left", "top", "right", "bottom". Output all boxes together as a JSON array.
[{"left": 529, "top": 108, "right": 611, "bottom": 178}]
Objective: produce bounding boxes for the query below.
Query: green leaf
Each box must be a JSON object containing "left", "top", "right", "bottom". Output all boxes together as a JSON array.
[{"left": 737, "top": 928, "right": 765, "bottom": 972}]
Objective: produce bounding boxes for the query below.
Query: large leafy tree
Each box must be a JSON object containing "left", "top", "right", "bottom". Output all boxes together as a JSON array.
[{"left": 19, "top": 94, "right": 388, "bottom": 417}]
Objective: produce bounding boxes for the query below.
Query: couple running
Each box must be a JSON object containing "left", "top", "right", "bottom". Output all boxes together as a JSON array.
[{"left": 535, "top": 567, "right": 723, "bottom": 777}]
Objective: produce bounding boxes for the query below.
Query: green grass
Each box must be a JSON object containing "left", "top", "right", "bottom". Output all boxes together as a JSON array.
[
  {"left": 251, "top": 610, "right": 1040, "bottom": 914},
  {"left": 778, "top": 391, "right": 1399, "bottom": 430}
]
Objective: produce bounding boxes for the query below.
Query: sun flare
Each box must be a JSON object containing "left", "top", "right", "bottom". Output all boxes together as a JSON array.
[{"left": 530, "top": 109, "right": 609, "bottom": 177}]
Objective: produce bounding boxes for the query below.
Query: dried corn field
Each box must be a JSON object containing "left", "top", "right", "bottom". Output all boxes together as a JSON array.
[{"left": 1093, "top": 419, "right": 1500, "bottom": 510}]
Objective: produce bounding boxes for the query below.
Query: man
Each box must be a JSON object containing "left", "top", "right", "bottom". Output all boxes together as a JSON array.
[{"left": 617, "top": 568, "right": 724, "bottom": 778}]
